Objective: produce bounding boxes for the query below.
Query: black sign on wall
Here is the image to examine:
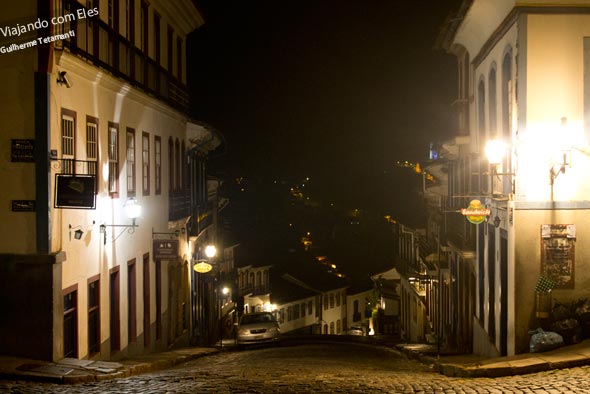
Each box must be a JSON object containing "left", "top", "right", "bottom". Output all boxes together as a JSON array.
[
  {"left": 11, "top": 139, "right": 35, "bottom": 162},
  {"left": 55, "top": 174, "right": 96, "bottom": 209},
  {"left": 11, "top": 200, "right": 36, "bottom": 212}
]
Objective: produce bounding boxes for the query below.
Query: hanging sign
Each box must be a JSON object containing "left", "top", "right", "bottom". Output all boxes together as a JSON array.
[
  {"left": 153, "top": 240, "right": 179, "bottom": 260},
  {"left": 461, "top": 199, "right": 491, "bottom": 224},
  {"left": 54, "top": 174, "right": 96, "bottom": 209}
]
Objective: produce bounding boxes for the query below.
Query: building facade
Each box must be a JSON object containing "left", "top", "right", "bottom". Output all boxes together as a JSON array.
[
  {"left": 0, "top": 0, "right": 221, "bottom": 361},
  {"left": 439, "top": 0, "right": 590, "bottom": 356}
]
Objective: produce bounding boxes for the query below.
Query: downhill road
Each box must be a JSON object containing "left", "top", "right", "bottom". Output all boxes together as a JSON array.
[{"left": 2, "top": 343, "right": 590, "bottom": 393}]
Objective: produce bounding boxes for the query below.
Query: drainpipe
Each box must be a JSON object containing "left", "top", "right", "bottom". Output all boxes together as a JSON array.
[{"left": 35, "top": 0, "right": 53, "bottom": 254}]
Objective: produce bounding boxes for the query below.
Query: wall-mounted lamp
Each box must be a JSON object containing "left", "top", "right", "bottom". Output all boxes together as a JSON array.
[
  {"left": 69, "top": 224, "right": 84, "bottom": 241},
  {"left": 204, "top": 245, "right": 217, "bottom": 258},
  {"left": 549, "top": 152, "right": 570, "bottom": 186},
  {"left": 57, "top": 71, "right": 73, "bottom": 88},
  {"left": 549, "top": 118, "right": 573, "bottom": 186},
  {"left": 192, "top": 244, "right": 217, "bottom": 273},
  {"left": 100, "top": 197, "right": 141, "bottom": 244}
]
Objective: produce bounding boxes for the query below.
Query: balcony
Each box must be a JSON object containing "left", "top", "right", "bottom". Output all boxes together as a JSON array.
[
  {"left": 169, "top": 190, "right": 191, "bottom": 222},
  {"left": 59, "top": 0, "right": 189, "bottom": 113},
  {"left": 238, "top": 284, "right": 270, "bottom": 297}
]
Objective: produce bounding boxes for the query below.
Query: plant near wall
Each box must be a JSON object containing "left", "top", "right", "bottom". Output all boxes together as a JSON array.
[{"left": 549, "top": 298, "right": 590, "bottom": 344}]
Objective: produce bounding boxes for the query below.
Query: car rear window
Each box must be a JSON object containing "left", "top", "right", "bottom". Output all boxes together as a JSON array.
[{"left": 241, "top": 313, "right": 275, "bottom": 324}]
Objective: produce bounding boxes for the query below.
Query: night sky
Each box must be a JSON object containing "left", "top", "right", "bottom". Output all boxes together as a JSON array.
[{"left": 188, "top": 0, "right": 462, "bottom": 212}]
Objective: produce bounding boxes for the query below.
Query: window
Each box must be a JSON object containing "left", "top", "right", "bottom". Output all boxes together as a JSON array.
[
  {"left": 153, "top": 12, "right": 160, "bottom": 64},
  {"left": 301, "top": 302, "right": 306, "bottom": 317},
  {"left": 168, "top": 137, "right": 174, "bottom": 191},
  {"left": 324, "top": 295, "right": 328, "bottom": 310},
  {"left": 330, "top": 294, "right": 334, "bottom": 308},
  {"left": 88, "top": 276, "right": 100, "bottom": 356},
  {"left": 108, "top": 122, "right": 119, "bottom": 195},
  {"left": 329, "top": 321, "right": 335, "bottom": 335},
  {"left": 181, "top": 140, "right": 185, "bottom": 190},
  {"left": 293, "top": 304, "right": 300, "bottom": 320},
  {"left": 61, "top": 109, "right": 76, "bottom": 174},
  {"left": 263, "top": 270, "right": 269, "bottom": 291},
  {"left": 478, "top": 79, "right": 486, "bottom": 152},
  {"left": 175, "top": 139, "right": 180, "bottom": 191},
  {"left": 86, "top": 117, "right": 98, "bottom": 178},
  {"left": 336, "top": 319, "right": 341, "bottom": 334},
  {"left": 287, "top": 306, "right": 292, "bottom": 321},
  {"left": 126, "top": 128, "right": 136, "bottom": 196},
  {"left": 142, "top": 132, "right": 150, "bottom": 195},
  {"left": 126, "top": 0, "right": 135, "bottom": 42},
  {"left": 308, "top": 300, "right": 313, "bottom": 315},
  {"left": 141, "top": 0, "right": 148, "bottom": 55},
  {"left": 477, "top": 79, "right": 488, "bottom": 193},
  {"left": 108, "top": 0, "right": 113, "bottom": 26},
  {"left": 167, "top": 26, "right": 174, "bottom": 73},
  {"left": 489, "top": 67, "right": 497, "bottom": 136},
  {"left": 154, "top": 136, "right": 161, "bottom": 194},
  {"left": 336, "top": 292, "right": 340, "bottom": 307},
  {"left": 176, "top": 37, "right": 182, "bottom": 80},
  {"left": 126, "top": 0, "right": 135, "bottom": 77}
]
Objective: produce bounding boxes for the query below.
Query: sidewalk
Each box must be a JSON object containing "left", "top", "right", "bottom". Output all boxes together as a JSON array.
[
  {"left": 0, "top": 346, "right": 221, "bottom": 384},
  {"left": 1, "top": 338, "right": 589, "bottom": 384},
  {"left": 396, "top": 339, "right": 590, "bottom": 378}
]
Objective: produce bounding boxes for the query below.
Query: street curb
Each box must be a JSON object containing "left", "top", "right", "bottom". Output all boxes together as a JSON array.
[
  {"left": 12, "top": 349, "right": 223, "bottom": 385},
  {"left": 397, "top": 344, "right": 590, "bottom": 378}
]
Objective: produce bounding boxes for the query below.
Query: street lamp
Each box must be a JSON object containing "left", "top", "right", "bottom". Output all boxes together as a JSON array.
[
  {"left": 205, "top": 245, "right": 217, "bottom": 258},
  {"left": 193, "top": 244, "right": 217, "bottom": 273},
  {"left": 485, "top": 140, "right": 505, "bottom": 166},
  {"left": 100, "top": 197, "right": 141, "bottom": 244}
]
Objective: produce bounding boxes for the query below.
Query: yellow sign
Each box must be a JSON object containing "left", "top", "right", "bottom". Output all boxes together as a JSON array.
[{"left": 460, "top": 200, "right": 491, "bottom": 224}]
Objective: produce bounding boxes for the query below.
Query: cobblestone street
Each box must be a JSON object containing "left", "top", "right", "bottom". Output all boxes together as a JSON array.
[{"left": 2, "top": 343, "right": 590, "bottom": 393}]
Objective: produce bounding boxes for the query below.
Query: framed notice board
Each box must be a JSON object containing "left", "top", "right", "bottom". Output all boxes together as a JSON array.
[{"left": 541, "top": 224, "right": 575, "bottom": 289}]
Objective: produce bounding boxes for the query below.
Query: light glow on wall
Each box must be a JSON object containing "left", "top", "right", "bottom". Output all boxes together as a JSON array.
[{"left": 516, "top": 118, "right": 586, "bottom": 201}]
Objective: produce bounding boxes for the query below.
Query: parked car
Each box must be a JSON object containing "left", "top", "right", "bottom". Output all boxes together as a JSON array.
[
  {"left": 237, "top": 312, "right": 281, "bottom": 347},
  {"left": 347, "top": 326, "right": 364, "bottom": 336}
]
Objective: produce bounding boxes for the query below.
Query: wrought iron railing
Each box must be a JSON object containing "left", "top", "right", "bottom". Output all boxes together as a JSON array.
[{"left": 168, "top": 190, "right": 191, "bottom": 221}]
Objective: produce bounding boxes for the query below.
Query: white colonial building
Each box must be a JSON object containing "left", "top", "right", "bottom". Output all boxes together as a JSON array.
[
  {"left": 0, "top": 0, "right": 222, "bottom": 361},
  {"left": 438, "top": 0, "right": 590, "bottom": 356}
]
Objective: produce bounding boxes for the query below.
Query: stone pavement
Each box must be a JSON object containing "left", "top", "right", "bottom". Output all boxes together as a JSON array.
[
  {"left": 396, "top": 339, "right": 590, "bottom": 378},
  {"left": 0, "top": 337, "right": 589, "bottom": 384}
]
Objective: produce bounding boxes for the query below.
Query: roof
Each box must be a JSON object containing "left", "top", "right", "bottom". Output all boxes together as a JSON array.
[
  {"left": 435, "top": 0, "right": 474, "bottom": 52},
  {"left": 269, "top": 271, "right": 318, "bottom": 305}
]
